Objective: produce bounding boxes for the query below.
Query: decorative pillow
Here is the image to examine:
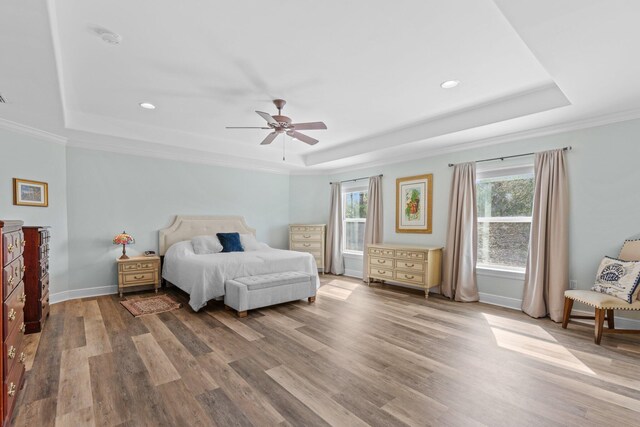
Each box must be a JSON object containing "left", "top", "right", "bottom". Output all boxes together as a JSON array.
[
  {"left": 191, "top": 235, "right": 223, "bottom": 254},
  {"left": 591, "top": 256, "right": 640, "bottom": 303},
  {"left": 216, "top": 232, "right": 244, "bottom": 253},
  {"left": 240, "top": 234, "right": 260, "bottom": 251}
]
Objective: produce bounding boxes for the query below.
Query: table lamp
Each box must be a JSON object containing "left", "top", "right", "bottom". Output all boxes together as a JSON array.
[{"left": 113, "top": 231, "right": 135, "bottom": 260}]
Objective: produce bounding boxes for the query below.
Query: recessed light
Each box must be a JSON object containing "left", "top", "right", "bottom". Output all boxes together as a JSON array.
[
  {"left": 93, "top": 27, "right": 122, "bottom": 45},
  {"left": 441, "top": 80, "right": 460, "bottom": 89},
  {"left": 139, "top": 102, "right": 156, "bottom": 110}
]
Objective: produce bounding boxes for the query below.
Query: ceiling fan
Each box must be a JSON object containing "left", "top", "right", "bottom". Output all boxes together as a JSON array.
[{"left": 226, "top": 99, "right": 327, "bottom": 146}]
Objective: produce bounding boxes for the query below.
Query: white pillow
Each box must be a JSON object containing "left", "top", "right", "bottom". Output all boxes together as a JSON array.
[
  {"left": 591, "top": 256, "right": 640, "bottom": 303},
  {"left": 240, "top": 234, "right": 261, "bottom": 251},
  {"left": 191, "top": 235, "right": 223, "bottom": 254}
]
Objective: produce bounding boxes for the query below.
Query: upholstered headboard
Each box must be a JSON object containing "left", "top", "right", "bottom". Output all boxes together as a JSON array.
[{"left": 158, "top": 215, "right": 256, "bottom": 255}]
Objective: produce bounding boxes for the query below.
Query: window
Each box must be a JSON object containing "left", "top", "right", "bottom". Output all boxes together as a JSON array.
[
  {"left": 477, "top": 166, "right": 534, "bottom": 271},
  {"left": 343, "top": 185, "right": 368, "bottom": 253}
]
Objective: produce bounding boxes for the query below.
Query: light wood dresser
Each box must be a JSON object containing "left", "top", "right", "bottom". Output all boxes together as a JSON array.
[
  {"left": 1, "top": 220, "right": 27, "bottom": 425},
  {"left": 289, "top": 224, "right": 326, "bottom": 273},
  {"left": 367, "top": 243, "right": 443, "bottom": 298},
  {"left": 117, "top": 255, "right": 161, "bottom": 297},
  {"left": 22, "top": 226, "right": 51, "bottom": 334}
]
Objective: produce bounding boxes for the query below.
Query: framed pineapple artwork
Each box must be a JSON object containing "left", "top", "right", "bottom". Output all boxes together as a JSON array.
[{"left": 396, "top": 174, "right": 432, "bottom": 233}]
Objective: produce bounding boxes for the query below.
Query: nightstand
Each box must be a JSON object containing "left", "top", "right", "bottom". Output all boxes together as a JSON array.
[{"left": 116, "top": 255, "right": 161, "bottom": 297}]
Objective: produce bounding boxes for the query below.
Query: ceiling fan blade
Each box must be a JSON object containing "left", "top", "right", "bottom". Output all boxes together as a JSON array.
[
  {"left": 287, "top": 131, "right": 318, "bottom": 145},
  {"left": 291, "top": 122, "right": 327, "bottom": 130},
  {"left": 260, "top": 132, "right": 279, "bottom": 145},
  {"left": 226, "top": 126, "right": 271, "bottom": 129},
  {"left": 256, "top": 111, "right": 279, "bottom": 126}
]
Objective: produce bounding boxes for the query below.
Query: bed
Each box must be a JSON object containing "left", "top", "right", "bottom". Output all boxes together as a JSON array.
[{"left": 159, "top": 215, "right": 320, "bottom": 311}]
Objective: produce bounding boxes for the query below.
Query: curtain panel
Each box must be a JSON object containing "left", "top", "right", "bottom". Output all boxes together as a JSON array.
[
  {"left": 522, "top": 149, "right": 569, "bottom": 322},
  {"left": 325, "top": 182, "right": 344, "bottom": 275},
  {"left": 442, "top": 162, "right": 479, "bottom": 302},
  {"left": 362, "top": 176, "right": 383, "bottom": 277}
]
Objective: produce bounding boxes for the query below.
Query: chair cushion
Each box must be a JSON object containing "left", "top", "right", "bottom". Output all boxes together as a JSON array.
[
  {"left": 591, "top": 256, "right": 640, "bottom": 303},
  {"left": 565, "top": 290, "right": 640, "bottom": 310},
  {"left": 232, "top": 271, "right": 312, "bottom": 291}
]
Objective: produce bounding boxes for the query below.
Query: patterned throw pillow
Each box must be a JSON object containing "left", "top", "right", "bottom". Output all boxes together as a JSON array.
[{"left": 591, "top": 256, "right": 640, "bottom": 303}]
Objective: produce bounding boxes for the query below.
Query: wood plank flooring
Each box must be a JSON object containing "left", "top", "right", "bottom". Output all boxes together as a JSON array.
[{"left": 11, "top": 275, "right": 640, "bottom": 426}]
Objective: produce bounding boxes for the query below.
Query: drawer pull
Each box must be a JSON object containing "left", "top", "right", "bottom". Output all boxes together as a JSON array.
[
  {"left": 19, "top": 352, "right": 26, "bottom": 364},
  {"left": 18, "top": 293, "right": 26, "bottom": 303},
  {"left": 22, "top": 240, "right": 26, "bottom": 247},
  {"left": 8, "top": 346, "right": 16, "bottom": 359},
  {"left": 377, "top": 270, "right": 386, "bottom": 274},
  {"left": 8, "top": 382, "right": 16, "bottom": 397},
  {"left": 303, "top": 234, "right": 311, "bottom": 238},
  {"left": 405, "top": 263, "right": 415, "bottom": 268},
  {"left": 19, "top": 322, "right": 25, "bottom": 333},
  {"left": 303, "top": 243, "right": 311, "bottom": 247},
  {"left": 133, "top": 275, "right": 145, "bottom": 280},
  {"left": 8, "top": 309, "right": 16, "bottom": 321},
  {"left": 377, "top": 259, "right": 386, "bottom": 264},
  {"left": 7, "top": 243, "right": 13, "bottom": 253},
  {"left": 8, "top": 276, "right": 14, "bottom": 286},
  {"left": 21, "top": 265, "right": 26, "bottom": 273},
  {"left": 404, "top": 274, "right": 415, "bottom": 280}
]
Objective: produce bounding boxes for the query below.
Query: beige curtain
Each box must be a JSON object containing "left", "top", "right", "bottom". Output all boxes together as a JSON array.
[
  {"left": 325, "top": 182, "right": 344, "bottom": 275},
  {"left": 362, "top": 176, "right": 383, "bottom": 277},
  {"left": 522, "top": 149, "right": 569, "bottom": 322},
  {"left": 442, "top": 162, "right": 479, "bottom": 302}
]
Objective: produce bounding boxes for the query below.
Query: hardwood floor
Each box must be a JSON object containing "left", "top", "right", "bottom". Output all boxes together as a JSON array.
[{"left": 11, "top": 275, "right": 640, "bottom": 426}]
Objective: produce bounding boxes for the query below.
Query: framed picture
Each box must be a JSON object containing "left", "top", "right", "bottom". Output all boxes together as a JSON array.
[
  {"left": 396, "top": 174, "right": 433, "bottom": 233},
  {"left": 13, "top": 178, "right": 48, "bottom": 207}
]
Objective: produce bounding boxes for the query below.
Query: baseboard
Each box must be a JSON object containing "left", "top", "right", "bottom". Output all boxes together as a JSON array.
[
  {"left": 478, "top": 292, "right": 640, "bottom": 329},
  {"left": 344, "top": 269, "right": 363, "bottom": 279},
  {"left": 478, "top": 292, "right": 523, "bottom": 310},
  {"left": 50, "top": 285, "right": 118, "bottom": 304}
]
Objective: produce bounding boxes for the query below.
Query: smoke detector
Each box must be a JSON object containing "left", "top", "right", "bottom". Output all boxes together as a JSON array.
[{"left": 94, "top": 27, "right": 122, "bottom": 45}]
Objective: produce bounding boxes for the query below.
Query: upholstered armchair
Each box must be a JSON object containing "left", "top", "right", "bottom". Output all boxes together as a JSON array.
[{"left": 562, "top": 238, "right": 640, "bottom": 344}]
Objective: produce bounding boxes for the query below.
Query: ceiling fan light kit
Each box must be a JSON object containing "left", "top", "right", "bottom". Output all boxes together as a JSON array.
[{"left": 227, "top": 99, "right": 327, "bottom": 146}]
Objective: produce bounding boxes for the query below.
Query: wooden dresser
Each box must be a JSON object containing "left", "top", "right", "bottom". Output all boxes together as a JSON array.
[
  {"left": 0, "top": 220, "right": 26, "bottom": 425},
  {"left": 22, "top": 226, "right": 51, "bottom": 334},
  {"left": 289, "top": 224, "right": 326, "bottom": 273},
  {"left": 367, "top": 243, "right": 443, "bottom": 298}
]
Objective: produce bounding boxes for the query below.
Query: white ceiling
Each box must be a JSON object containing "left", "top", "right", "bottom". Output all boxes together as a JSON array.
[{"left": 1, "top": 0, "right": 640, "bottom": 173}]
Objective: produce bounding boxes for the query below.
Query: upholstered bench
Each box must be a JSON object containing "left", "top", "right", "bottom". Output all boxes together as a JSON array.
[{"left": 224, "top": 271, "right": 317, "bottom": 317}]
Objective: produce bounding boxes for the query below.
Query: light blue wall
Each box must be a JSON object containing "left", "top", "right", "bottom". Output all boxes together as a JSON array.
[
  {"left": 65, "top": 147, "right": 291, "bottom": 291},
  {"left": 0, "top": 129, "right": 69, "bottom": 295},
  {"left": 290, "top": 118, "right": 640, "bottom": 321},
  {"left": 289, "top": 175, "right": 330, "bottom": 224}
]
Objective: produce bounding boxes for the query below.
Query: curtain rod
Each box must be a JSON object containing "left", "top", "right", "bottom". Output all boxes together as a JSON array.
[
  {"left": 330, "top": 174, "right": 383, "bottom": 185},
  {"left": 448, "top": 146, "right": 572, "bottom": 167}
]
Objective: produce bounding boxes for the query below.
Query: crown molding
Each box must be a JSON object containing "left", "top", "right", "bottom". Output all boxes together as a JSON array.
[
  {"left": 0, "top": 117, "right": 68, "bottom": 145},
  {"left": 66, "top": 138, "right": 295, "bottom": 175},
  {"left": 312, "top": 107, "right": 640, "bottom": 175}
]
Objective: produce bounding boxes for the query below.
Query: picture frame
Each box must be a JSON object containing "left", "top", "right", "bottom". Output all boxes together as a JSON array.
[
  {"left": 396, "top": 174, "right": 433, "bottom": 233},
  {"left": 13, "top": 178, "right": 49, "bottom": 207}
]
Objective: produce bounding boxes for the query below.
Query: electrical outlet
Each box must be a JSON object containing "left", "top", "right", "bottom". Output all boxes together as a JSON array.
[{"left": 569, "top": 280, "right": 577, "bottom": 290}]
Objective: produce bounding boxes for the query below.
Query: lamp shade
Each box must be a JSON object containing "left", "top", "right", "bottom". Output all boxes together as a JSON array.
[{"left": 113, "top": 231, "right": 135, "bottom": 246}]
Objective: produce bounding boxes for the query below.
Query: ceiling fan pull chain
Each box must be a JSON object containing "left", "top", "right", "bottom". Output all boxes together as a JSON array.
[{"left": 282, "top": 133, "right": 286, "bottom": 161}]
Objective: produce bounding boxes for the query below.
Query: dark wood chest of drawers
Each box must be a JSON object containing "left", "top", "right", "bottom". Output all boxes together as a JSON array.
[
  {"left": 22, "top": 226, "right": 50, "bottom": 334},
  {"left": 0, "top": 220, "right": 26, "bottom": 425}
]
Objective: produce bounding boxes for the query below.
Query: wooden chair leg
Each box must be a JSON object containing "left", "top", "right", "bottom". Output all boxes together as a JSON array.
[
  {"left": 594, "top": 308, "right": 605, "bottom": 344},
  {"left": 562, "top": 297, "right": 574, "bottom": 329},
  {"left": 308, "top": 296, "right": 316, "bottom": 303},
  {"left": 606, "top": 309, "right": 615, "bottom": 329},
  {"left": 237, "top": 311, "right": 248, "bottom": 318}
]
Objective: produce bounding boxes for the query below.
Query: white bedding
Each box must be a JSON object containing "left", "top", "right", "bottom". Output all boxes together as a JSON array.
[{"left": 162, "top": 240, "right": 320, "bottom": 311}]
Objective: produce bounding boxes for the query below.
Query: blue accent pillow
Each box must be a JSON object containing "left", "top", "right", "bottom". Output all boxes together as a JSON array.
[{"left": 216, "top": 232, "right": 244, "bottom": 253}]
